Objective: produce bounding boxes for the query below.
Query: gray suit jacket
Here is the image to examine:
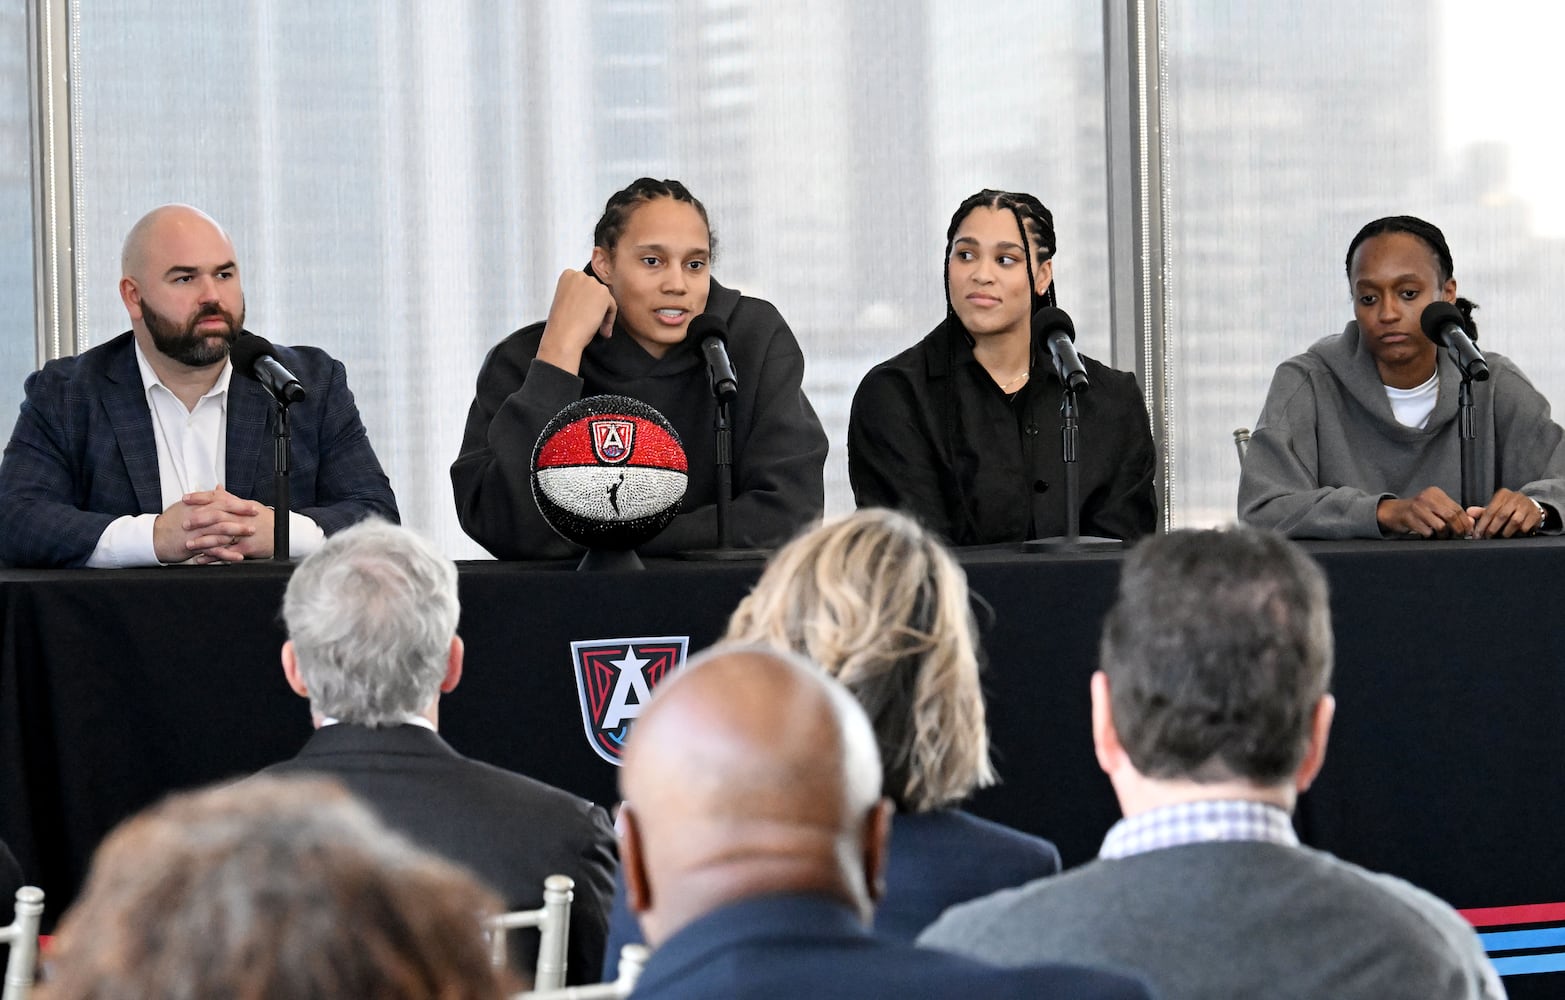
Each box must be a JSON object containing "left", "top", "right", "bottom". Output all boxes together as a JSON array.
[{"left": 920, "top": 839, "right": 1504, "bottom": 1000}]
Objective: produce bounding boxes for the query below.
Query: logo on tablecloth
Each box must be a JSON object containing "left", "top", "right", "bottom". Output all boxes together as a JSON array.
[{"left": 571, "top": 636, "right": 688, "bottom": 765}]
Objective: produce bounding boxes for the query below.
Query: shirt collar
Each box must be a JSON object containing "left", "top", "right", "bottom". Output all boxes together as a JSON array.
[
  {"left": 319, "top": 714, "right": 437, "bottom": 732},
  {"left": 1099, "top": 799, "right": 1298, "bottom": 860},
  {"left": 133, "top": 336, "right": 233, "bottom": 402}
]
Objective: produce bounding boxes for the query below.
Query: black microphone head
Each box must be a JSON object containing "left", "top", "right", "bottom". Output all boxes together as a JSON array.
[
  {"left": 228, "top": 332, "right": 275, "bottom": 370},
  {"left": 1031, "top": 306, "right": 1075, "bottom": 342},
  {"left": 1420, "top": 301, "right": 1465, "bottom": 346},
  {"left": 687, "top": 313, "right": 728, "bottom": 345}
]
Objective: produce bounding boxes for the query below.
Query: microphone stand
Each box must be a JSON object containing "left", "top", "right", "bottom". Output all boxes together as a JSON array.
[
  {"left": 1458, "top": 371, "right": 1479, "bottom": 509},
  {"left": 679, "top": 379, "right": 766, "bottom": 562},
  {"left": 1024, "top": 382, "right": 1123, "bottom": 553},
  {"left": 268, "top": 394, "right": 295, "bottom": 563},
  {"left": 715, "top": 398, "right": 733, "bottom": 547}
]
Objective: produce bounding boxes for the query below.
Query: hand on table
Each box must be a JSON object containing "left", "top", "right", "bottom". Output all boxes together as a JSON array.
[{"left": 153, "top": 485, "right": 275, "bottom": 564}]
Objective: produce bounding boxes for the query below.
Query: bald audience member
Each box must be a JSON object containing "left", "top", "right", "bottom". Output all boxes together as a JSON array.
[
  {"left": 41, "top": 776, "right": 507, "bottom": 1000},
  {"left": 616, "top": 647, "right": 1153, "bottom": 1000},
  {"left": 0, "top": 204, "right": 396, "bottom": 568}
]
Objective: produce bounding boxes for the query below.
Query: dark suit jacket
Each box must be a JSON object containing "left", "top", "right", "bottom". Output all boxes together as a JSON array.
[
  {"left": 0, "top": 331, "right": 398, "bottom": 567},
  {"left": 631, "top": 893, "right": 1155, "bottom": 1000},
  {"left": 879, "top": 808, "right": 1060, "bottom": 940},
  {"left": 259, "top": 724, "right": 617, "bottom": 985},
  {"left": 603, "top": 807, "right": 1060, "bottom": 975}
]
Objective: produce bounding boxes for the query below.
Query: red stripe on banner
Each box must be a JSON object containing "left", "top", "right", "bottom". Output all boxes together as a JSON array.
[{"left": 1459, "top": 901, "right": 1565, "bottom": 927}]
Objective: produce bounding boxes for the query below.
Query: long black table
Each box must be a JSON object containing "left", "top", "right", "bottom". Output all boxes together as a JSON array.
[{"left": 3, "top": 541, "right": 1562, "bottom": 992}]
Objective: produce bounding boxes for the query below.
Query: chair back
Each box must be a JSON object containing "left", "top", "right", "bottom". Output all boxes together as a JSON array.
[
  {"left": 485, "top": 875, "right": 574, "bottom": 990},
  {"left": 514, "top": 943, "right": 649, "bottom": 1000},
  {"left": 1, "top": 886, "right": 44, "bottom": 1000},
  {"left": 1234, "top": 426, "right": 1251, "bottom": 463}
]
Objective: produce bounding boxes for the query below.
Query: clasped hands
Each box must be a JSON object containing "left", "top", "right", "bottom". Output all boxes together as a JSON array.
[
  {"left": 1377, "top": 486, "right": 1543, "bottom": 539},
  {"left": 153, "top": 485, "right": 275, "bottom": 565}
]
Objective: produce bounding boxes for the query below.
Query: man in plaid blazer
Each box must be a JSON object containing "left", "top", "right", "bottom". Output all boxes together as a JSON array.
[{"left": 0, "top": 205, "right": 396, "bottom": 568}]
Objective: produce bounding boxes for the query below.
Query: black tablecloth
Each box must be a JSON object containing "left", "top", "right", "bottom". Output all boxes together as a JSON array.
[{"left": 3, "top": 540, "right": 1562, "bottom": 991}]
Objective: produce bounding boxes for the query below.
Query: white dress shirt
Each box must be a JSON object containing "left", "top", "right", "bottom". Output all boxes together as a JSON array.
[{"left": 319, "top": 714, "right": 437, "bottom": 731}]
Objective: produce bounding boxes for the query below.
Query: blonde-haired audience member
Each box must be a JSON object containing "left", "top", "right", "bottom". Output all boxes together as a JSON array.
[
  {"left": 604, "top": 509, "right": 1058, "bottom": 973},
  {"left": 41, "top": 776, "right": 509, "bottom": 1000},
  {"left": 733, "top": 508, "right": 1059, "bottom": 932}
]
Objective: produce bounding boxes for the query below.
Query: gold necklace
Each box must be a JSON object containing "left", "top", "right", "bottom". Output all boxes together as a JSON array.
[{"left": 997, "top": 370, "right": 1030, "bottom": 392}]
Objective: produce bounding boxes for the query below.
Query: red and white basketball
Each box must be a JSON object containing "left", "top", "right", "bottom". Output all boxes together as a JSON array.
[{"left": 531, "top": 395, "right": 688, "bottom": 550}]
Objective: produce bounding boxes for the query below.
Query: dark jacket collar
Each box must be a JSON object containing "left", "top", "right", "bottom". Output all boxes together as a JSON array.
[
  {"left": 100, "top": 332, "right": 163, "bottom": 513},
  {"left": 637, "top": 894, "right": 866, "bottom": 991},
  {"left": 296, "top": 722, "right": 459, "bottom": 759},
  {"left": 919, "top": 315, "right": 1049, "bottom": 383}
]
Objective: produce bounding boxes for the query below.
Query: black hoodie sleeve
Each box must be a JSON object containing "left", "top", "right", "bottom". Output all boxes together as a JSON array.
[{"left": 450, "top": 323, "right": 586, "bottom": 560}]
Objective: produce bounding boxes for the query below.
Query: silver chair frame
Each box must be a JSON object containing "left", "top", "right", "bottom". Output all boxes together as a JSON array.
[
  {"left": 516, "top": 943, "right": 648, "bottom": 1000},
  {"left": 486, "top": 874, "right": 574, "bottom": 991},
  {"left": 1, "top": 887, "right": 45, "bottom": 1000}
]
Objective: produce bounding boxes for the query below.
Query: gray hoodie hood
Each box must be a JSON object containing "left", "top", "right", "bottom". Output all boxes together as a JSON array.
[{"left": 1306, "top": 322, "right": 1460, "bottom": 440}]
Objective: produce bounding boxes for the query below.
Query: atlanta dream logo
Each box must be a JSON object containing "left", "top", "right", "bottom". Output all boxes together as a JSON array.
[
  {"left": 590, "top": 419, "right": 636, "bottom": 464},
  {"left": 571, "top": 636, "right": 688, "bottom": 765}
]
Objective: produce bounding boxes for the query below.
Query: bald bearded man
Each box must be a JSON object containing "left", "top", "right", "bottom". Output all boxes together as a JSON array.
[
  {"left": 0, "top": 205, "right": 396, "bottom": 567},
  {"left": 616, "top": 647, "right": 1153, "bottom": 1000}
]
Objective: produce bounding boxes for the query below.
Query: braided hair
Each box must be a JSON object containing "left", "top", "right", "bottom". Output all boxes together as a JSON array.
[
  {"left": 1345, "top": 215, "right": 1479, "bottom": 339},
  {"left": 592, "top": 177, "right": 717, "bottom": 259},
  {"left": 943, "top": 189, "right": 1058, "bottom": 327}
]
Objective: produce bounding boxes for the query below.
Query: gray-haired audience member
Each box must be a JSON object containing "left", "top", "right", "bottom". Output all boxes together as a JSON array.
[
  {"left": 615, "top": 646, "right": 1154, "bottom": 1000},
  {"left": 920, "top": 527, "right": 1505, "bottom": 1000},
  {"left": 258, "top": 518, "right": 616, "bottom": 984},
  {"left": 41, "top": 776, "right": 506, "bottom": 1000}
]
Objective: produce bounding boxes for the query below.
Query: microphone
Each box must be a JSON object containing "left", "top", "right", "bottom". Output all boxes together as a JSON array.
[
  {"left": 1034, "top": 307, "right": 1089, "bottom": 393},
  {"left": 1420, "top": 302, "right": 1489, "bottom": 382},
  {"left": 230, "top": 333, "right": 307, "bottom": 404},
  {"left": 690, "top": 314, "right": 738, "bottom": 402}
]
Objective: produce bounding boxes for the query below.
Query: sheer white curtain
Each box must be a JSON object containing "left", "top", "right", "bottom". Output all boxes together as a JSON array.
[
  {"left": 60, "top": 0, "right": 1112, "bottom": 556},
  {"left": 0, "top": 0, "right": 30, "bottom": 429}
]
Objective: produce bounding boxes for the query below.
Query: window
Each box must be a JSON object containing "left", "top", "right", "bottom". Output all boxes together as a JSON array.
[
  {"left": 64, "top": 0, "right": 1113, "bottom": 555},
  {"left": 0, "top": 0, "right": 32, "bottom": 429}
]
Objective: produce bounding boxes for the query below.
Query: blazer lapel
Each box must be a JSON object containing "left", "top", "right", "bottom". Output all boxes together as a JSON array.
[{"left": 101, "top": 338, "right": 163, "bottom": 514}]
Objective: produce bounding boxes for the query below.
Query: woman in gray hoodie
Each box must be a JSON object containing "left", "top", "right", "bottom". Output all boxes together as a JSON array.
[{"left": 1239, "top": 215, "right": 1565, "bottom": 539}]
